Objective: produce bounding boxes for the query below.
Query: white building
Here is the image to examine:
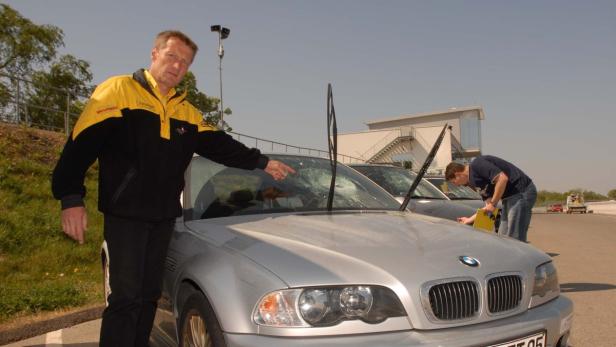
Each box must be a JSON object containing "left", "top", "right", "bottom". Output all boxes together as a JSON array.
[{"left": 337, "top": 106, "right": 485, "bottom": 174}]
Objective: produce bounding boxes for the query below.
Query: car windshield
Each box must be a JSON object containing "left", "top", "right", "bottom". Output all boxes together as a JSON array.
[
  {"left": 427, "top": 177, "right": 482, "bottom": 200},
  {"left": 350, "top": 166, "right": 446, "bottom": 199},
  {"left": 184, "top": 155, "right": 401, "bottom": 220}
]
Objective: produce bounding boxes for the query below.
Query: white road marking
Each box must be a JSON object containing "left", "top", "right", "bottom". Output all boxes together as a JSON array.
[{"left": 44, "top": 329, "right": 62, "bottom": 345}]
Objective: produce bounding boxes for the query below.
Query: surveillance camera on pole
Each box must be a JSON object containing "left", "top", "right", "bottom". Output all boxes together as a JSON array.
[{"left": 210, "top": 25, "right": 230, "bottom": 129}]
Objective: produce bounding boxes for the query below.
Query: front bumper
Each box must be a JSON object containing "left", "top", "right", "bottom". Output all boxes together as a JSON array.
[{"left": 225, "top": 295, "right": 572, "bottom": 347}]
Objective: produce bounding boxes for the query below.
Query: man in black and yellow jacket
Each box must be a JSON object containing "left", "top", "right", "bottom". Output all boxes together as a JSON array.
[{"left": 51, "top": 30, "right": 294, "bottom": 347}]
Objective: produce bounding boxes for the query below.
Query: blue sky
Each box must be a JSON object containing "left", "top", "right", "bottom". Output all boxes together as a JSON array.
[{"left": 5, "top": 0, "right": 616, "bottom": 194}]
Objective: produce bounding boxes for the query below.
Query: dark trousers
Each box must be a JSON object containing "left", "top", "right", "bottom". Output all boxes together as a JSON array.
[{"left": 99, "top": 214, "right": 174, "bottom": 347}]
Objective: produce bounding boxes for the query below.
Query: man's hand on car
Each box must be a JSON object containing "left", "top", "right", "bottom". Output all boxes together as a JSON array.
[
  {"left": 264, "top": 160, "right": 296, "bottom": 181},
  {"left": 457, "top": 216, "right": 474, "bottom": 225}
]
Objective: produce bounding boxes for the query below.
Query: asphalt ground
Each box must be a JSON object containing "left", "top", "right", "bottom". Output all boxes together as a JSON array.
[
  {"left": 527, "top": 213, "right": 616, "bottom": 347},
  {"left": 1, "top": 213, "right": 615, "bottom": 346}
]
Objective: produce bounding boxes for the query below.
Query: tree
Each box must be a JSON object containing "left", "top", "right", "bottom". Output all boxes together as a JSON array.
[
  {"left": 565, "top": 188, "right": 608, "bottom": 202},
  {"left": 0, "top": 83, "right": 9, "bottom": 107},
  {"left": 24, "top": 54, "right": 93, "bottom": 130},
  {"left": 536, "top": 190, "right": 566, "bottom": 206},
  {"left": 0, "top": 4, "right": 64, "bottom": 76},
  {"left": 608, "top": 189, "right": 616, "bottom": 200},
  {"left": 0, "top": 5, "right": 94, "bottom": 131},
  {"left": 581, "top": 190, "right": 607, "bottom": 201},
  {"left": 176, "top": 71, "right": 232, "bottom": 131}
]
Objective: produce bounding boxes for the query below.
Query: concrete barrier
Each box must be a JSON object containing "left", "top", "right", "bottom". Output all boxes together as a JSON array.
[{"left": 586, "top": 201, "right": 616, "bottom": 215}]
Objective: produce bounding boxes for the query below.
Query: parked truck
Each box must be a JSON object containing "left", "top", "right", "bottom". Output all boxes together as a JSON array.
[{"left": 565, "top": 193, "right": 587, "bottom": 214}]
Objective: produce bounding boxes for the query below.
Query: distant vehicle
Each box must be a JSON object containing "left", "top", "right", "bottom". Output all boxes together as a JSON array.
[
  {"left": 546, "top": 203, "right": 564, "bottom": 213},
  {"left": 565, "top": 193, "right": 588, "bottom": 214},
  {"left": 349, "top": 164, "right": 476, "bottom": 221}
]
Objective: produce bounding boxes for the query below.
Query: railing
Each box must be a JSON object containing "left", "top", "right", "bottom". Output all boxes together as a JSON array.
[
  {"left": 360, "top": 129, "right": 400, "bottom": 161},
  {"left": 229, "top": 131, "right": 364, "bottom": 164},
  {"left": 360, "top": 126, "right": 414, "bottom": 162},
  {"left": 0, "top": 72, "right": 87, "bottom": 134}
]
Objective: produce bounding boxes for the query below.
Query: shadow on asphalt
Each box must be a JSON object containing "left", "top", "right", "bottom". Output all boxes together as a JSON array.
[
  {"left": 560, "top": 282, "right": 616, "bottom": 293},
  {"left": 24, "top": 344, "right": 97, "bottom": 347}
]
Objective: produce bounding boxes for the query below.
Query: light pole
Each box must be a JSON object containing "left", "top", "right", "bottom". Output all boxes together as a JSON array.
[{"left": 210, "top": 25, "right": 230, "bottom": 129}]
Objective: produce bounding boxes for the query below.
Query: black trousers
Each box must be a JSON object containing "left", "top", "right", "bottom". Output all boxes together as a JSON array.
[{"left": 99, "top": 214, "right": 174, "bottom": 347}]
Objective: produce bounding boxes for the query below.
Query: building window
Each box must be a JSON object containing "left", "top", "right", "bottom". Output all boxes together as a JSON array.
[{"left": 460, "top": 111, "right": 481, "bottom": 151}]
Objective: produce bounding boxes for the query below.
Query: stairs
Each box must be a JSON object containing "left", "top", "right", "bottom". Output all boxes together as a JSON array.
[{"left": 367, "top": 135, "right": 413, "bottom": 163}]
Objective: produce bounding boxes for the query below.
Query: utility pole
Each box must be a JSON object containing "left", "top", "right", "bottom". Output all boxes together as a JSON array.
[{"left": 210, "top": 25, "right": 230, "bottom": 129}]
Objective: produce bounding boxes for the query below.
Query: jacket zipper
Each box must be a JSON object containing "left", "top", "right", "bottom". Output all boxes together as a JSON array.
[
  {"left": 111, "top": 167, "right": 137, "bottom": 204},
  {"left": 157, "top": 97, "right": 167, "bottom": 136}
]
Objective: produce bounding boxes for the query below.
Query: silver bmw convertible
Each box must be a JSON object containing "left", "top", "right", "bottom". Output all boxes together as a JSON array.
[{"left": 144, "top": 154, "right": 572, "bottom": 347}]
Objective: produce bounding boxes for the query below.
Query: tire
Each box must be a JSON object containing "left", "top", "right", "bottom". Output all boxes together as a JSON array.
[{"left": 178, "top": 292, "right": 226, "bottom": 347}]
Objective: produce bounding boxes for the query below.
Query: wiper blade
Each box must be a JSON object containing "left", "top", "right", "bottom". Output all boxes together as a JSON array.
[
  {"left": 326, "top": 83, "right": 337, "bottom": 212},
  {"left": 400, "top": 124, "right": 451, "bottom": 211}
]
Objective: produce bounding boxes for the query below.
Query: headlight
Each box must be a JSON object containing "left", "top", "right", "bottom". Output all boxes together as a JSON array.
[
  {"left": 299, "top": 289, "right": 330, "bottom": 325},
  {"left": 254, "top": 286, "right": 406, "bottom": 327},
  {"left": 529, "top": 261, "right": 560, "bottom": 308}
]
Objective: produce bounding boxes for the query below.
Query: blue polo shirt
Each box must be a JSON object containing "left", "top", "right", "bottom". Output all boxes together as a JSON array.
[{"left": 469, "top": 155, "right": 532, "bottom": 200}]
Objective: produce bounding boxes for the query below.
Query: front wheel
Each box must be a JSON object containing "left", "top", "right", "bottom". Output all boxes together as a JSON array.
[{"left": 179, "top": 292, "right": 226, "bottom": 347}]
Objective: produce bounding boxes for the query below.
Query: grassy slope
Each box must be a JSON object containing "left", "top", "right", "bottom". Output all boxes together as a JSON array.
[{"left": 0, "top": 122, "right": 104, "bottom": 324}]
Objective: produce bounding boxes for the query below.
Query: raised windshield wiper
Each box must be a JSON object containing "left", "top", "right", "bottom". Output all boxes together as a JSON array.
[
  {"left": 400, "top": 124, "right": 451, "bottom": 211},
  {"left": 326, "top": 83, "right": 337, "bottom": 212}
]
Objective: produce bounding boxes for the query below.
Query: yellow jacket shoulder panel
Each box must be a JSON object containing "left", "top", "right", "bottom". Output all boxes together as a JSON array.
[{"left": 72, "top": 75, "right": 134, "bottom": 140}]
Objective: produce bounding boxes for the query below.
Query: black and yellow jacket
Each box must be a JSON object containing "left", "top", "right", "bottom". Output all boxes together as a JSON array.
[{"left": 52, "top": 69, "right": 268, "bottom": 221}]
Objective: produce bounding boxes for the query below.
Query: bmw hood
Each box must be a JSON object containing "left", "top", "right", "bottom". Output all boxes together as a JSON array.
[{"left": 185, "top": 211, "right": 548, "bottom": 289}]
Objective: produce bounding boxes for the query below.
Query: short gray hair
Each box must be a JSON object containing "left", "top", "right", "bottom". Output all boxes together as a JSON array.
[{"left": 154, "top": 30, "right": 198, "bottom": 60}]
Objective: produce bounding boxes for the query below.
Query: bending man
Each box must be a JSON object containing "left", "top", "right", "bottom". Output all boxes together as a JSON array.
[{"left": 445, "top": 155, "right": 536, "bottom": 242}]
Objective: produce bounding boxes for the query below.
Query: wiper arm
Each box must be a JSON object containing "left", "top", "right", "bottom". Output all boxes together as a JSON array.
[
  {"left": 326, "top": 83, "right": 337, "bottom": 212},
  {"left": 400, "top": 124, "right": 451, "bottom": 211}
]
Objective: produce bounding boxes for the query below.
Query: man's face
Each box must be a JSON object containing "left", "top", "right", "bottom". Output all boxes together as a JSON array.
[
  {"left": 149, "top": 37, "right": 194, "bottom": 92},
  {"left": 449, "top": 172, "right": 468, "bottom": 186}
]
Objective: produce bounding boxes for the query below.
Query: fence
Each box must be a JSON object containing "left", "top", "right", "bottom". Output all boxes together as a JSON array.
[
  {"left": 229, "top": 132, "right": 363, "bottom": 164},
  {"left": 0, "top": 72, "right": 364, "bottom": 164},
  {"left": 0, "top": 72, "right": 88, "bottom": 133}
]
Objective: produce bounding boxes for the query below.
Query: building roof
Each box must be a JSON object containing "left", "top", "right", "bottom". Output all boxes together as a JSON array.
[{"left": 365, "top": 106, "right": 485, "bottom": 126}]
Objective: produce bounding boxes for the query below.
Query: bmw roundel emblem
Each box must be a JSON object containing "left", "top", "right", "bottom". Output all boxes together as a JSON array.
[{"left": 459, "top": 256, "right": 480, "bottom": 267}]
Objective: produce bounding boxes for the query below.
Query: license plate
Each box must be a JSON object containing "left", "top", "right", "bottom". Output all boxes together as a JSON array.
[{"left": 488, "top": 332, "right": 546, "bottom": 347}]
